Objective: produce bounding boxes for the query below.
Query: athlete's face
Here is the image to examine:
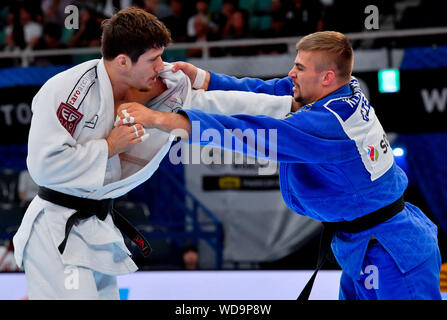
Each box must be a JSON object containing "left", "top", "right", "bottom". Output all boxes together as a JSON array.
[
  {"left": 128, "top": 47, "right": 165, "bottom": 92},
  {"left": 288, "top": 50, "right": 326, "bottom": 105}
]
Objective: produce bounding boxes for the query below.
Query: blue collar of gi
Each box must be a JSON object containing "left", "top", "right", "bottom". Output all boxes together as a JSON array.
[{"left": 292, "top": 78, "right": 357, "bottom": 114}]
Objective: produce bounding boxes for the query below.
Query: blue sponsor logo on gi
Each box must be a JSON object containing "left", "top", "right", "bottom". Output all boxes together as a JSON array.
[{"left": 360, "top": 98, "right": 371, "bottom": 121}]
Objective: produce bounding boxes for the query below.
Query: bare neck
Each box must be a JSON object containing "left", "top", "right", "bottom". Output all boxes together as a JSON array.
[
  {"left": 123, "top": 79, "right": 167, "bottom": 105},
  {"left": 104, "top": 60, "right": 129, "bottom": 102}
]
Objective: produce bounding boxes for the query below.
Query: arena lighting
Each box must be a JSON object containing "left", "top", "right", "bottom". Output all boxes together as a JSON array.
[
  {"left": 392, "top": 146, "right": 409, "bottom": 178},
  {"left": 392, "top": 147, "right": 405, "bottom": 157},
  {"left": 378, "top": 68, "right": 400, "bottom": 93}
]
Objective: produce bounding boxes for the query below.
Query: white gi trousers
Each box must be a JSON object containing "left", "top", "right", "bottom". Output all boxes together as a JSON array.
[{"left": 23, "top": 210, "right": 119, "bottom": 300}]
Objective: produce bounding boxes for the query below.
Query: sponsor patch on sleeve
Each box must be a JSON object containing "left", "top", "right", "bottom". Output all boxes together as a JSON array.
[
  {"left": 57, "top": 102, "right": 83, "bottom": 136},
  {"left": 66, "top": 67, "right": 97, "bottom": 110}
]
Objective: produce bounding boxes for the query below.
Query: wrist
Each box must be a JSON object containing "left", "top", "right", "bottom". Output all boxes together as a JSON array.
[
  {"left": 192, "top": 68, "right": 210, "bottom": 90},
  {"left": 106, "top": 137, "right": 116, "bottom": 158},
  {"left": 192, "top": 68, "right": 206, "bottom": 89},
  {"left": 202, "top": 71, "right": 210, "bottom": 90},
  {"left": 145, "top": 109, "right": 166, "bottom": 130},
  {"left": 154, "top": 111, "right": 191, "bottom": 138}
]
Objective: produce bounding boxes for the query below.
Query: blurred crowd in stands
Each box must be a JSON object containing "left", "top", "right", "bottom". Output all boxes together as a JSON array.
[{"left": 0, "top": 0, "right": 446, "bottom": 65}]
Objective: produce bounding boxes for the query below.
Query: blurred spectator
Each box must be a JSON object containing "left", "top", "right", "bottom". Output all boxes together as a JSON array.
[
  {"left": 23, "top": 1, "right": 44, "bottom": 24},
  {"left": 221, "top": 9, "right": 256, "bottom": 56},
  {"left": 223, "top": 8, "right": 252, "bottom": 40},
  {"left": 0, "top": 6, "right": 7, "bottom": 47},
  {"left": 245, "top": 0, "right": 272, "bottom": 37},
  {"left": 33, "top": 22, "right": 72, "bottom": 66},
  {"left": 41, "top": 0, "right": 72, "bottom": 26},
  {"left": 160, "top": 0, "right": 190, "bottom": 60},
  {"left": 316, "top": 0, "right": 333, "bottom": 32},
  {"left": 40, "top": 0, "right": 79, "bottom": 45},
  {"left": 396, "top": 0, "right": 447, "bottom": 47},
  {"left": 186, "top": 0, "right": 220, "bottom": 58},
  {"left": 67, "top": 7, "right": 102, "bottom": 47},
  {"left": 84, "top": 0, "right": 134, "bottom": 17},
  {"left": 130, "top": 0, "right": 145, "bottom": 9},
  {"left": 187, "top": 14, "right": 213, "bottom": 57},
  {"left": 2, "top": 7, "right": 20, "bottom": 50},
  {"left": 18, "top": 170, "right": 38, "bottom": 212},
  {"left": 5, "top": 4, "right": 43, "bottom": 50},
  {"left": 181, "top": 243, "right": 199, "bottom": 270},
  {"left": 267, "top": 0, "right": 286, "bottom": 35},
  {"left": 187, "top": 0, "right": 218, "bottom": 39},
  {"left": 256, "top": 1, "right": 287, "bottom": 54},
  {"left": 282, "top": 0, "right": 319, "bottom": 36},
  {"left": 211, "top": 0, "right": 237, "bottom": 39},
  {"left": 161, "top": 0, "right": 189, "bottom": 42},
  {"left": 143, "top": 0, "right": 172, "bottom": 19},
  {"left": 317, "top": 0, "right": 365, "bottom": 33}
]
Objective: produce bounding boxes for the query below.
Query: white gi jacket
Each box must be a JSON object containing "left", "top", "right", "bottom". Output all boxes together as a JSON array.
[{"left": 13, "top": 59, "right": 292, "bottom": 275}]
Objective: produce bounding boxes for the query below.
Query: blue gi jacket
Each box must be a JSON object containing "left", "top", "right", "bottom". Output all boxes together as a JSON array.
[{"left": 182, "top": 73, "right": 439, "bottom": 280}]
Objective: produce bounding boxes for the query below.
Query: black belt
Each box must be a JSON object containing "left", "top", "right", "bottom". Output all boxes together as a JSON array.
[
  {"left": 297, "top": 195, "right": 405, "bottom": 301},
  {"left": 37, "top": 187, "right": 152, "bottom": 257}
]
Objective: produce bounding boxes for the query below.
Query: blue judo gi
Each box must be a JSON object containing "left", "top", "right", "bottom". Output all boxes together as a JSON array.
[{"left": 182, "top": 74, "right": 441, "bottom": 300}]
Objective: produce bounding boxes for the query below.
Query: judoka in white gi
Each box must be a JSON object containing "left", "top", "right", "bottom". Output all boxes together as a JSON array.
[{"left": 12, "top": 8, "right": 295, "bottom": 299}]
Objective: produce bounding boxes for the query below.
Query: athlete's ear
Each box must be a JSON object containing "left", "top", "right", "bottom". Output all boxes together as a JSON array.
[
  {"left": 115, "top": 54, "right": 132, "bottom": 71},
  {"left": 322, "top": 69, "right": 336, "bottom": 86}
]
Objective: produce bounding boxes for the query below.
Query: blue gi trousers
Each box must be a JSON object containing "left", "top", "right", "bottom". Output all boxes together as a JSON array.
[{"left": 339, "top": 241, "right": 442, "bottom": 300}]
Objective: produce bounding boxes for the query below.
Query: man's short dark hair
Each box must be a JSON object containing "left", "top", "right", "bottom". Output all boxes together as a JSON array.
[{"left": 101, "top": 7, "right": 172, "bottom": 63}]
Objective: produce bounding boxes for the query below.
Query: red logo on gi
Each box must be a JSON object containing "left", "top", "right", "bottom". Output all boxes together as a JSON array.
[
  {"left": 134, "top": 236, "right": 146, "bottom": 249},
  {"left": 367, "top": 145, "right": 379, "bottom": 162},
  {"left": 57, "top": 102, "right": 83, "bottom": 136}
]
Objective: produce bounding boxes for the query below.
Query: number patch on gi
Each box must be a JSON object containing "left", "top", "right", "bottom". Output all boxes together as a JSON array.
[{"left": 57, "top": 102, "right": 83, "bottom": 136}]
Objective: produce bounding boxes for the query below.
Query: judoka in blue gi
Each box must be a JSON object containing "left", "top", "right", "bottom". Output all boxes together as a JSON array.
[{"left": 116, "top": 31, "right": 442, "bottom": 300}]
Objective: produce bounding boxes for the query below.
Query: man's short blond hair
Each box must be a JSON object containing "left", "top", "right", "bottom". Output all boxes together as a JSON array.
[{"left": 296, "top": 31, "right": 353, "bottom": 81}]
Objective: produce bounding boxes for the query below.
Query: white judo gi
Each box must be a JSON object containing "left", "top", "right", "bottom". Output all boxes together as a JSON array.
[{"left": 12, "top": 59, "right": 292, "bottom": 299}]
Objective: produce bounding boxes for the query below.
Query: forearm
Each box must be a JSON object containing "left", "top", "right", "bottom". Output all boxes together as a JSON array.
[
  {"left": 187, "top": 89, "right": 293, "bottom": 118},
  {"left": 208, "top": 72, "right": 300, "bottom": 111},
  {"left": 116, "top": 102, "right": 191, "bottom": 139},
  {"left": 180, "top": 109, "right": 353, "bottom": 164},
  {"left": 208, "top": 72, "right": 294, "bottom": 96},
  {"left": 150, "top": 110, "right": 191, "bottom": 139}
]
